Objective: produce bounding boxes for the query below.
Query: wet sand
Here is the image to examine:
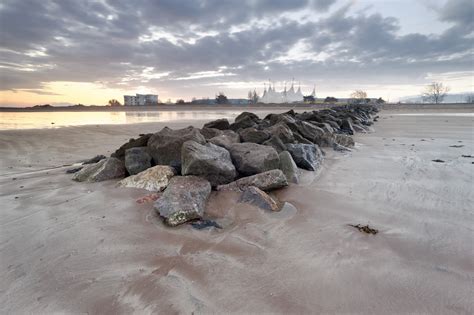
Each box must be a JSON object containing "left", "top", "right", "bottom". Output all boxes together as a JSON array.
[{"left": 0, "top": 108, "right": 473, "bottom": 314}]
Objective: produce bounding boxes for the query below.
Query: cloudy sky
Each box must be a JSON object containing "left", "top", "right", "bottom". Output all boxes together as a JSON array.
[{"left": 0, "top": 0, "right": 472, "bottom": 106}]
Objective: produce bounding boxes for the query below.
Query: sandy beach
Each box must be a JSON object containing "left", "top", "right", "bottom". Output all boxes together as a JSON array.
[{"left": 0, "top": 107, "right": 473, "bottom": 314}]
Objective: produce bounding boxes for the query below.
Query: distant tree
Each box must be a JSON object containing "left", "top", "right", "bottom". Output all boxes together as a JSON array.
[
  {"left": 349, "top": 90, "right": 368, "bottom": 104},
  {"left": 252, "top": 89, "right": 259, "bottom": 104},
  {"left": 465, "top": 93, "right": 474, "bottom": 103},
  {"left": 324, "top": 96, "right": 338, "bottom": 103},
  {"left": 304, "top": 95, "right": 316, "bottom": 103},
  {"left": 376, "top": 97, "right": 386, "bottom": 104},
  {"left": 422, "top": 82, "right": 450, "bottom": 104},
  {"left": 176, "top": 99, "right": 185, "bottom": 104},
  {"left": 216, "top": 92, "right": 228, "bottom": 104},
  {"left": 166, "top": 98, "right": 172, "bottom": 104},
  {"left": 108, "top": 99, "right": 122, "bottom": 106},
  {"left": 248, "top": 90, "right": 253, "bottom": 104}
]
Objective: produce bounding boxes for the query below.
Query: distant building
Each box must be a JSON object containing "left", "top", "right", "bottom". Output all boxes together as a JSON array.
[
  {"left": 123, "top": 94, "right": 158, "bottom": 106},
  {"left": 259, "top": 80, "right": 313, "bottom": 104}
]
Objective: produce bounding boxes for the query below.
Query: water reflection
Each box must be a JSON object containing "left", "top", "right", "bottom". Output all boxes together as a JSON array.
[{"left": 0, "top": 110, "right": 244, "bottom": 130}]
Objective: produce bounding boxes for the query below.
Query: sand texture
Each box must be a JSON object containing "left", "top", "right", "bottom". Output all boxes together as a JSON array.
[{"left": 0, "top": 108, "right": 473, "bottom": 314}]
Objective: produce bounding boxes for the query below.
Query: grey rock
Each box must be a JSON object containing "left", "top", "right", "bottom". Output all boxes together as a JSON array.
[
  {"left": 288, "top": 121, "right": 325, "bottom": 143},
  {"left": 124, "top": 147, "right": 152, "bottom": 175},
  {"left": 83, "top": 155, "right": 106, "bottom": 165},
  {"left": 279, "top": 151, "right": 299, "bottom": 183},
  {"left": 235, "top": 112, "right": 260, "bottom": 124},
  {"left": 229, "top": 116, "right": 258, "bottom": 131},
  {"left": 313, "top": 132, "right": 336, "bottom": 147},
  {"left": 147, "top": 126, "right": 205, "bottom": 169},
  {"left": 111, "top": 134, "right": 152, "bottom": 160},
  {"left": 334, "top": 134, "right": 355, "bottom": 147},
  {"left": 238, "top": 127, "right": 270, "bottom": 144},
  {"left": 239, "top": 186, "right": 281, "bottom": 211},
  {"left": 293, "top": 132, "right": 313, "bottom": 144},
  {"left": 216, "top": 169, "right": 288, "bottom": 192},
  {"left": 229, "top": 143, "right": 280, "bottom": 176},
  {"left": 340, "top": 118, "right": 355, "bottom": 135},
  {"left": 181, "top": 141, "right": 237, "bottom": 186},
  {"left": 117, "top": 165, "right": 175, "bottom": 191},
  {"left": 208, "top": 133, "right": 240, "bottom": 150},
  {"left": 262, "top": 135, "right": 287, "bottom": 153},
  {"left": 203, "top": 118, "right": 230, "bottom": 130},
  {"left": 73, "top": 157, "right": 126, "bottom": 182},
  {"left": 286, "top": 143, "right": 324, "bottom": 171},
  {"left": 200, "top": 127, "right": 223, "bottom": 139},
  {"left": 154, "top": 176, "right": 211, "bottom": 226},
  {"left": 265, "top": 122, "right": 294, "bottom": 143}
]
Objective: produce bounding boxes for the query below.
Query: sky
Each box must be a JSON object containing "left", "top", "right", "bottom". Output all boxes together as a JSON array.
[{"left": 0, "top": 0, "right": 473, "bottom": 106}]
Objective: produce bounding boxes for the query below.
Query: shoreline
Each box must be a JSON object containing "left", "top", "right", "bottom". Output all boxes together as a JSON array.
[{"left": 0, "top": 106, "right": 472, "bottom": 313}]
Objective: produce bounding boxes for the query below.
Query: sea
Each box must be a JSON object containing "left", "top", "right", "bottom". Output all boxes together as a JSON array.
[{"left": 0, "top": 110, "right": 244, "bottom": 130}]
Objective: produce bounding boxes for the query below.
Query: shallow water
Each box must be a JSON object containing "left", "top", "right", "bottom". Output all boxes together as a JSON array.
[
  {"left": 0, "top": 111, "right": 244, "bottom": 130},
  {"left": 393, "top": 112, "right": 474, "bottom": 117}
]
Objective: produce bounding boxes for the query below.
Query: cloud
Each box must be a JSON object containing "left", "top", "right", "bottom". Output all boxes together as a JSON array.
[{"left": 0, "top": 0, "right": 472, "bottom": 101}]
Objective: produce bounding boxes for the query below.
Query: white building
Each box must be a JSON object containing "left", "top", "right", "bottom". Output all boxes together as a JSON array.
[
  {"left": 259, "top": 80, "right": 312, "bottom": 104},
  {"left": 124, "top": 94, "right": 158, "bottom": 106}
]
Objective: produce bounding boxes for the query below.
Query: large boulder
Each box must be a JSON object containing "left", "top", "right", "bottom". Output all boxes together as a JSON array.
[
  {"left": 279, "top": 151, "right": 299, "bottom": 183},
  {"left": 235, "top": 112, "right": 260, "bottom": 124},
  {"left": 238, "top": 127, "right": 270, "bottom": 144},
  {"left": 124, "top": 147, "right": 152, "bottom": 175},
  {"left": 208, "top": 133, "right": 240, "bottom": 150},
  {"left": 335, "top": 134, "right": 355, "bottom": 147},
  {"left": 313, "top": 132, "right": 336, "bottom": 147},
  {"left": 200, "top": 127, "right": 223, "bottom": 139},
  {"left": 216, "top": 169, "right": 288, "bottom": 192},
  {"left": 82, "top": 155, "right": 106, "bottom": 165},
  {"left": 229, "top": 143, "right": 280, "bottom": 176},
  {"left": 286, "top": 143, "right": 324, "bottom": 171},
  {"left": 181, "top": 141, "right": 237, "bottom": 186},
  {"left": 73, "top": 157, "right": 126, "bottom": 182},
  {"left": 340, "top": 118, "right": 355, "bottom": 135},
  {"left": 154, "top": 176, "right": 211, "bottom": 226},
  {"left": 262, "top": 135, "right": 286, "bottom": 153},
  {"left": 289, "top": 121, "right": 325, "bottom": 143},
  {"left": 117, "top": 165, "right": 175, "bottom": 191},
  {"left": 265, "top": 122, "right": 294, "bottom": 144},
  {"left": 203, "top": 118, "right": 230, "bottom": 130},
  {"left": 111, "top": 134, "right": 152, "bottom": 160},
  {"left": 229, "top": 116, "right": 258, "bottom": 131},
  {"left": 239, "top": 186, "right": 281, "bottom": 211},
  {"left": 147, "top": 126, "right": 205, "bottom": 169}
]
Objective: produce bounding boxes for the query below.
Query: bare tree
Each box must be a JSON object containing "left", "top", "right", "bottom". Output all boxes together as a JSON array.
[
  {"left": 350, "top": 90, "right": 368, "bottom": 104},
  {"left": 422, "top": 82, "right": 450, "bottom": 104},
  {"left": 252, "top": 89, "right": 259, "bottom": 104}
]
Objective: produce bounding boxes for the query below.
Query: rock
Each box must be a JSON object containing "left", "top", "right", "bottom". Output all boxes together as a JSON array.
[
  {"left": 73, "top": 157, "right": 126, "bottom": 182},
  {"left": 340, "top": 118, "right": 355, "bottom": 135},
  {"left": 238, "top": 127, "right": 270, "bottom": 144},
  {"left": 200, "top": 127, "right": 223, "bottom": 139},
  {"left": 203, "top": 118, "right": 230, "bottom": 130},
  {"left": 66, "top": 167, "right": 82, "bottom": 174},
  {"left": 229, "top": 143, "right": 280, "bottom": 176},
  {"left": 216, "top": 169, "right": 288, "bottom": 192},
  {"left": 265, "top": 122, "right": 294, "bottom": 143},
  {"left": 82, "top": 155, "right": 106, "bottom": 165},
  {"left": 181, "top": 141, "right": 237, "bottom": 186},
  {"left": 262, "top": 135, "right": 287, "bottom": 153},
  {"left": 124, "top": 147, "right": 152, "bottom": 175},
  {"left": 335, "top": 134, "right": 355, "bottom": 147},
  {"left": 352, "top": 123, "right": 368, "bottom": 133},
  {"left": 289, "top": 121, "right": 325, "bottom": 143},
  {"left": 208, "top": 133, "right": 240, "bottom": 150},
  {"left": 313, "top": 132, "right": 335, "bottom": 147},
  {"left": 111, "top": 134, "right": 152, "bottom": 160},
  {"left": 154, "top": 176, "right": 211, "bottom": 226},
  {"left": 117, "top": 165, "right": 175, "bottom": 191},
  {"left": 229, "top": 116, "right": 258, "bottom": 131},
  {"left": 190, "top": 219, "right": 222, "bottom": 230},
  {"left": 235, "top": 111, "right": 260, "bottom": 124},
  {"left": 285, "top": 143, "right": 323, "bottom": 171},
  {"left": 293, "top": 132, "right": 313, "bottom": 144},
  {"left": 147, "top": 126, "right": 205, "bottom": 169},
  {"left": 279, "top": 151, "right": 299, "bottom": 183},
  {"left": 239, "top": 186, "right": 281, "bottom": 211}
]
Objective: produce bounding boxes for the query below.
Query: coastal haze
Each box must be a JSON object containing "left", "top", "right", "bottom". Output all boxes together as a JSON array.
[{"left": 1, "top": 0, "right": 474, "bottom": 314}]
